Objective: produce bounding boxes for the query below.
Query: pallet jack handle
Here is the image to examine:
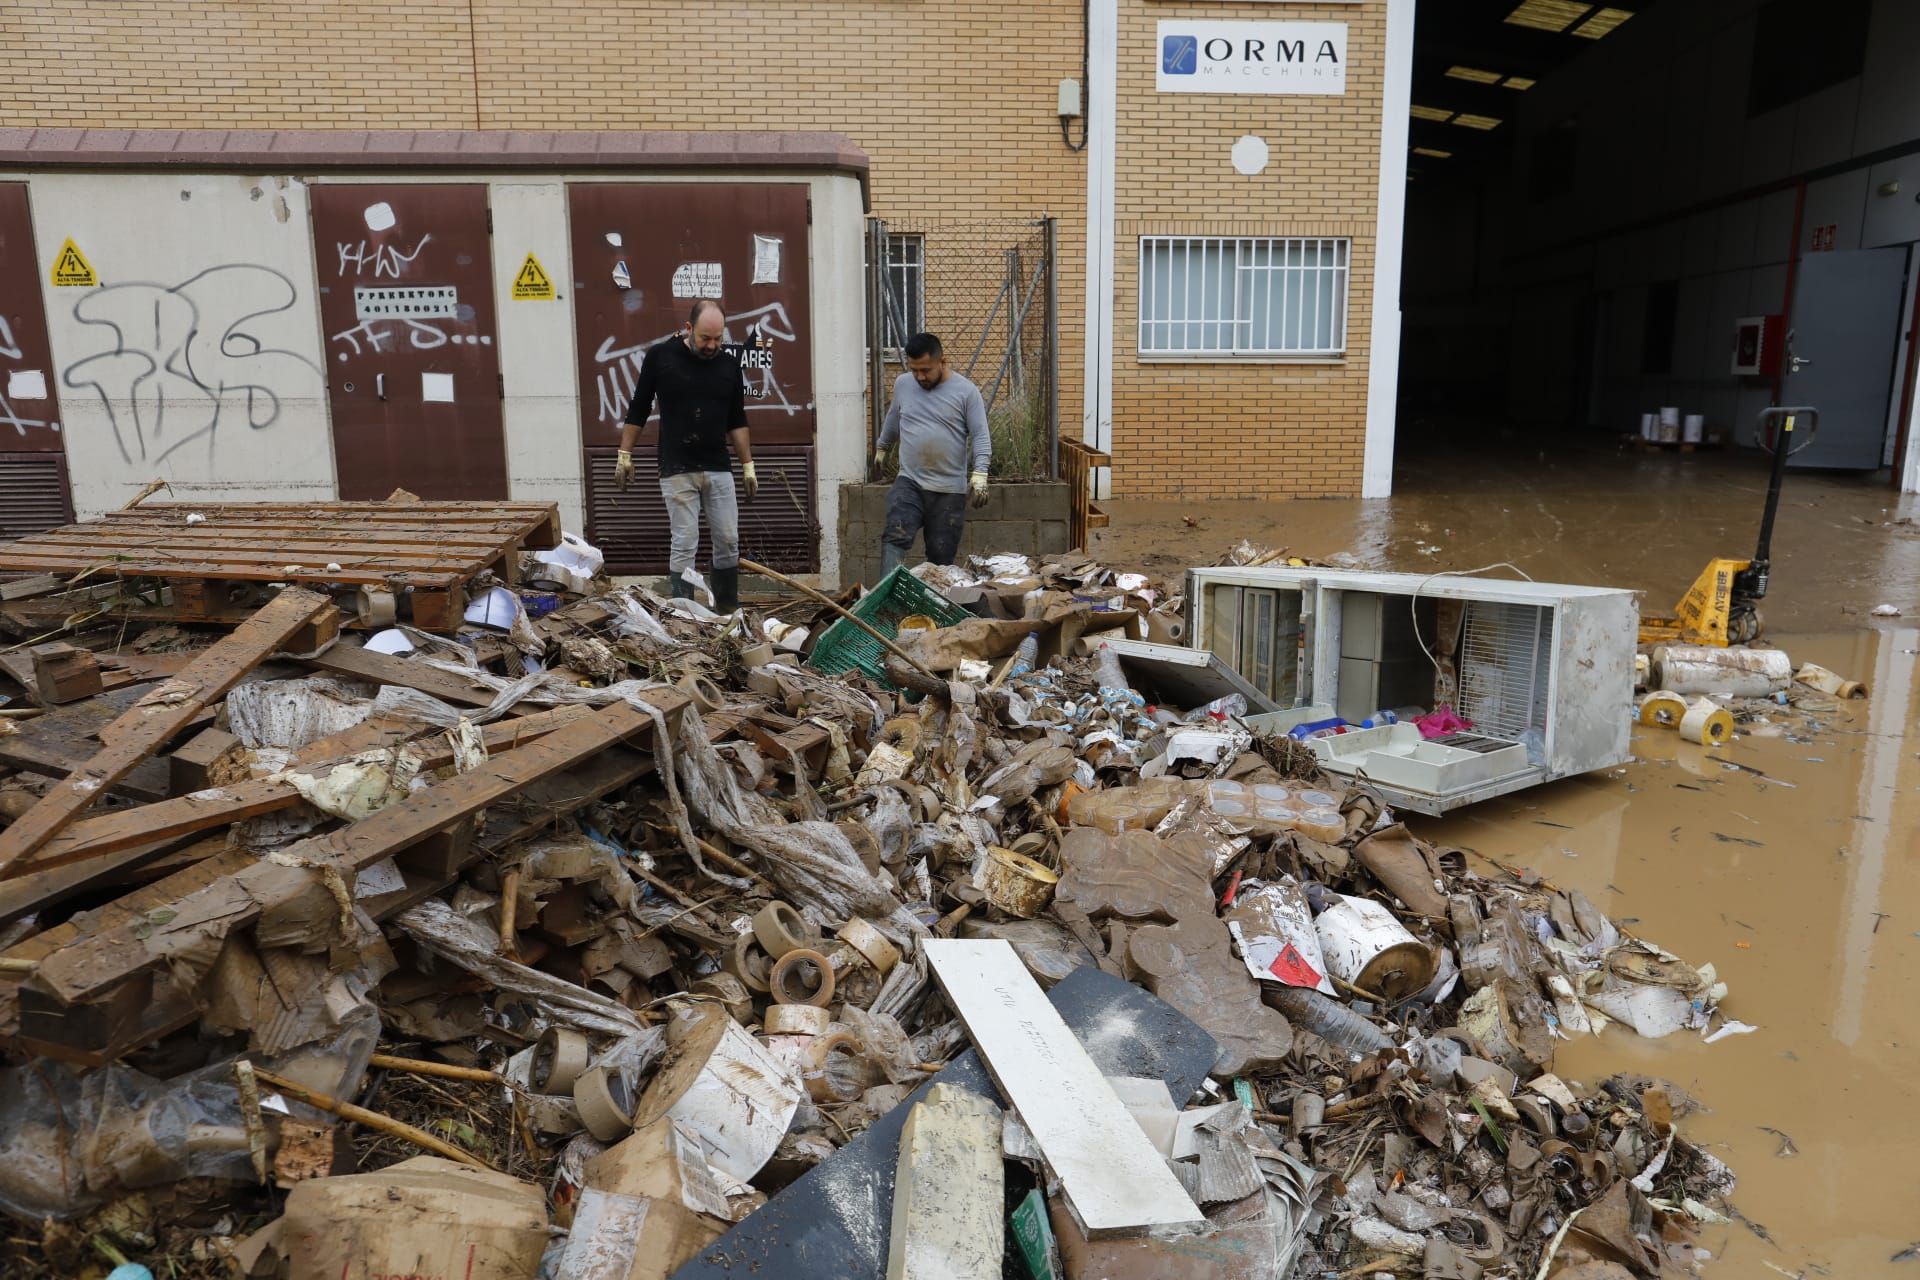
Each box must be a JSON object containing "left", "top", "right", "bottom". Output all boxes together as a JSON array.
[{"left": 1747, "top": 406, "right": 1819, "bottom": 602}]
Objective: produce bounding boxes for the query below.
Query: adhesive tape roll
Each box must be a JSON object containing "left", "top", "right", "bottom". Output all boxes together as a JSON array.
[
  {"left": 530, "top": 1026, "right": 589, "bottom": 1094},
  {"left": 804, "top": 1030, "right": 867, "bottom": 1103},
  {"left": 572, "top": 1065, "right": 635, "bottom": 1141},
  {"left": 676, "top": 673, "right": 725, "bottom": 713},
  {"left": 1680, "top": 699, "right": 1734, "bottom": 745},
  {"left": 763, "top": 1002, "right": 831, "bottom": 1036},
  {"left": 836, "top": 917, "right": 900, "bottom": 976},
  {"left": 725, "top": 932, "right": 773, "bottom": 994},
  {"left": 752, "top": 901, "right": 815, "bottom": 959},
  {"left": 769, "top": 947, "right": 837, "bottom": 1007},
  {"left": 1637, "top": 690, "right": 1689, "bottom": 728}
]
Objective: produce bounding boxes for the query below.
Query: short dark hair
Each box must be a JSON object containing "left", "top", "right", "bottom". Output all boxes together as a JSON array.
[
  {"left": 903, "top": 331, "right": 943, "bottom": 360},
  {"left": 689, "top": 298, "right": 724, "bottom": 326}
]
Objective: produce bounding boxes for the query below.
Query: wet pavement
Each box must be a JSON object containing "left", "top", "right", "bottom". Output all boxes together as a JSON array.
[{"left": 1095, "top": 438, "right": 1920, "bottom": 1274}]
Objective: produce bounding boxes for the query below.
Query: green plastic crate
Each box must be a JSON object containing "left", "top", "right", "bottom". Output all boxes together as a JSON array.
[{"left": 807, "top": 565, "right": 972, "bottom": 682}]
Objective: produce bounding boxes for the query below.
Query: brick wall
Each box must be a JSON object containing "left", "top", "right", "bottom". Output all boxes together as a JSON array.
[
  {"left": 0, "top": 0, "right": 1390, "bottom": 501},
  {"left": 1108, "top": 0, "right": 1384, "bottom": 498}
]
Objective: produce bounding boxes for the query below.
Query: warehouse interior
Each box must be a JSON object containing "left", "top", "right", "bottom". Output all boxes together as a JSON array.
[{"left": 1396, "top": 0, "right": 1920, "bottom": 489}]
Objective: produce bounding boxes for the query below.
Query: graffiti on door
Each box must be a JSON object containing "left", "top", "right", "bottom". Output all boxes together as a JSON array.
[
  {"left": 0, "top": 314, "right": 58, "bottom": 438},
  {"left": 60, "top": 263, "right": 322, "bottom": 466},
  {"left": 589, "top": 300, "right": 801, "bottom": 432}
]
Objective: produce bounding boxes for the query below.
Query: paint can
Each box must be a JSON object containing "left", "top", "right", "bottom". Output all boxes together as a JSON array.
[
  {"left": 630, "top": 1009, "right": 802, "bottom": 1182},
  {"left": 1313, "top": 893, "right": 1436, "bottom": 1001},
  {"left": 1639, "top": 412, "right": 1656, "bottom": 440},
  {"left": 981, "top": 845, "right": 1060, "bottom": 918},
  {"left": 1682, "top": 413, "right": 1705, "bottom": 444},
  {"left": 1679, "top": 698, "right": 1734, "bottom": 746}
]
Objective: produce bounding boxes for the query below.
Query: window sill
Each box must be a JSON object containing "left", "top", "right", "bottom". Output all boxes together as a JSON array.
[{"left": 1135, "top": 353, "right": 1348, "bottom": 366}]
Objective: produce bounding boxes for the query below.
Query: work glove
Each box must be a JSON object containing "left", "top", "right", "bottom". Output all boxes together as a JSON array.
[
  {"left": 969, "top": 471, "right": 990, "bottom": 510},
  {"left": 872, "top": 449, "right": 887, "bottom": 480},
  {"left": 742, "top": 461, "right": 759, "bottom": 501},
  {"left": 614, "top": 449, "right": 634, "bottom": 490}
]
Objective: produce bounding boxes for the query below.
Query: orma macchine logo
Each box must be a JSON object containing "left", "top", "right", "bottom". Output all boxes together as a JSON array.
[{"left": 1162, "top": 33, "right": 1198, "bottom": 75}]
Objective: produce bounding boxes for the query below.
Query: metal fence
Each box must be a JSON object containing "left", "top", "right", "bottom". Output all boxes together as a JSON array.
[{"left": 866, "top": 216, "right": 1059, "bottom": 478}]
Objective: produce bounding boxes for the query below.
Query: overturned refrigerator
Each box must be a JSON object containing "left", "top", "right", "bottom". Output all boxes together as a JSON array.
[{"left": 1184, "top": 567, "right": 1636, "bottom": 813}]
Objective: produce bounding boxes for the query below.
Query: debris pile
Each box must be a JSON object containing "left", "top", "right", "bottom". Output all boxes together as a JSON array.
[{"left": 0, "top": 503, "right": 1749, "bottom": 1279}]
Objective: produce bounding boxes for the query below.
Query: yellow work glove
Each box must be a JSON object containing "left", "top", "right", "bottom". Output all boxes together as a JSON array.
[
  {"left": 742, "top": 461, "right": 759, "bottom": 501},
  {"left": 873, "top": 449, "right": 887, "bottom": 480},
  {"left": 613, "top": 449, "right": 634, "bottom": 490},
  {"left": 969, "top": 471, "right": 990, "bottom": 509}
]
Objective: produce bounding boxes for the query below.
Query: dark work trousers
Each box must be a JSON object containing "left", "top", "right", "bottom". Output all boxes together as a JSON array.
[{"left": 881, "top": 475, "right": 968, "bottom": 573}]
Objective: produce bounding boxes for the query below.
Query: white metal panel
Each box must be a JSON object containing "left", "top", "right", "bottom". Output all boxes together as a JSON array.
[{"left": 1546, "top": 588, "right": 1637, "bottom": 778}]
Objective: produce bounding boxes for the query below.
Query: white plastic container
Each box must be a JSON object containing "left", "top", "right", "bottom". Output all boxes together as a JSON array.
[
  {"left": 1313, "top": 894, "right": 1436, "bottom": 1001},
  {"left": 1682, "top": 413, "right": 1704, "bottom": 444}
]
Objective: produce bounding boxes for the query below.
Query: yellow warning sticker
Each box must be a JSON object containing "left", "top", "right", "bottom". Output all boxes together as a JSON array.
[
  {"left": 512, "top": 252, "right": 554, "bottom": 301},
  {"left": 49, "top": 237, "right": 97, "bottom": 288}
]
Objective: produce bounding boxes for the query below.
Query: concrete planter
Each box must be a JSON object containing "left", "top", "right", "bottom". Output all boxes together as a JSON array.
[{"left": 837, "top": 481, "right": 1074, "bottom": 587}]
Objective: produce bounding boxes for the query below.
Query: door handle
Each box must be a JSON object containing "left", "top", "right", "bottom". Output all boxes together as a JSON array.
[
  {"left": 376, "top": 372, "right": 386, "bottom": 400},
  {"left": 1787, "top": 352, "right": 1811, "bottom": 374}
]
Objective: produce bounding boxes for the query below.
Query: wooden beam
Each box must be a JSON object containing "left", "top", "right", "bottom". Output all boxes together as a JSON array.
[
  {"left": 0, "top": 682, "right": 182, "bottom": 801},
  {"left": 301, "top": 640, "right": 499, "bottom": 707},
  {"left": 26, "top": 694, "right": 684, "bottom": 1008},
  {"left": 0, "top": 588, "right": 334, "bottom": 877}
]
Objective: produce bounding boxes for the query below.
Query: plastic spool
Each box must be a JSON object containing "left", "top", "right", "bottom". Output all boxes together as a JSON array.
[
  {"left": 689, "top": 973, "right": 754, "bottom": 1024},
  {"left": 1313, "top": 894, "right": 1437, "bottom": 1001},
  {"left": 1637, "top": 691, "right": 1689, "bottom": 728},
  {"left": 836, "top": 917, "right": 901, "bottom": 976},
  {"left": 981, "top": 845, "right": 1060, "bottom": 919},
  {"left": 752, "top": 901, "right": 814, "bottom": 959},
  {"left": 1680, "top": 698, "right": 1734, "bottom": 746},
  {"left": 530, "top": 1026, "right": 590, "bottom": 1094},
  {"left": 739, "top": 640, "right": 776, "bottom": 669},
  {"left": 725, "top": 932, "right": 773, "bottom": 993},
  {"left": 572, "top": 1065, "right": 636, "bottom": 1141},
  {"left": 769, "top": 947, "right": 837, "bottom": 1007},
  {"left": 676, "top": 673, "right": 725, "bottom": 713},
  {"left": 803, "top": 1030, "right": 869, "bottom": 1103},
  {"left": 354, "top": 586, "right": 398, "bottom": 627},
  {"left": 764, "top": 1002, "right": 832, "bottom": 1036}
]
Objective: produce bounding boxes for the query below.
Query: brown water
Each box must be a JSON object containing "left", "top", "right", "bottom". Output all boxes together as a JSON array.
[
  {"left": 1092, "top": 442, "right": 1920, "bottom": 1274},
  {"left": 1414, "top": 627, "right": 1920, "bottom": 1277}
]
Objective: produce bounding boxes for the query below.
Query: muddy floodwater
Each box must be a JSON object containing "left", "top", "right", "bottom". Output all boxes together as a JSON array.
[
  {"left": 1416, "top": 627, "right": 1918, "bottom": 1277},
  {"left": 1093, "top": 442, "right": 1920, "bottom": 1274}
]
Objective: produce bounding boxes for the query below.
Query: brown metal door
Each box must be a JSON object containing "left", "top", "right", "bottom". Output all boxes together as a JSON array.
[
  {"left": 0, "top": 183, "right": 73, "bottom": 536},
  {"left": 568, "top": 183, "right": 816, "bottom": 574},
  {"left": 310, "top": 184, "right": 508, "bottom": 500}
]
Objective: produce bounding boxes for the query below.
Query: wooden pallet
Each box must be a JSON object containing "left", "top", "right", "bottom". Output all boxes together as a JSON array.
[{"left": 0, "top": 500, "right": 561, "bottom": 631}]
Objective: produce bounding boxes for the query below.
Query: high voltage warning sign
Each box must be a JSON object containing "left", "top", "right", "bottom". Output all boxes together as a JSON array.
[
  {"left": 49, "top": 238, "right": 96, "bottom": 287},
  {"left": 512, "top": 252, "right": 554, "bottom": 301}
]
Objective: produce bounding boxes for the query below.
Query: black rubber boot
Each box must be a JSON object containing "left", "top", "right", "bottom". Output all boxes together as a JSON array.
[
  {"left": 712, "top": 565, "right": 740, "bottom": 613},
  {"left": 667, "top": 572, "right": 694, "bottom": 599}
]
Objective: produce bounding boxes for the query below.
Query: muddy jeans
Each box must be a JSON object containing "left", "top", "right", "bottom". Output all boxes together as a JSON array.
[
  {"left": 882, "top": 476, "right": 968, "bottom": 570},
  {"left": 660, "top": 470, "right": 739, "bottom": 574}
]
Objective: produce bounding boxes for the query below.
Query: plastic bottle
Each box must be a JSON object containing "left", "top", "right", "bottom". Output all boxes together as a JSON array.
[
  {"left": 1009, "top": 632, "right": 1040, "bottom": 678},
  {"left": 1262, "top": 984, "right": 1394, "bottom": 1056},
  {"left": 1186, "top": 693, "right": 1248, "bottom": 722},
  {"left": 1359, "top": 709, "right": 1398, "bottom": 729},
  {"left": 1091, "top": 644, "right": 1130, "bottom": 695},
  {"left": 1286, "top": 717, "right": 1350, "bottom": 741}
]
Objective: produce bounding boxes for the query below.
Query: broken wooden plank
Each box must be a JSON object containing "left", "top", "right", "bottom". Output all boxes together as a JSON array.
[
  {"left": 302, "top": 640, "right": 498, "bottom": 708},
  {"left": 0, "top": 682, "right": 181, "bottom": 801},
  {"left": 0, "top": 706, "right": 596, "bottom": 926},
  {"left": 26, "top": 693, "right": 685, "bottom": 1009},
  {"left": 922, "top": 938, "right": 1205, "bottom": 1238},
  {"left": 0, "top": 587, "right": 335, "bottom": 877}
]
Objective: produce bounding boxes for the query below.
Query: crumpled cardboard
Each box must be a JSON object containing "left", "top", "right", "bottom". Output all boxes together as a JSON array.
[{"left": 265, "top": 1155, "right": 547, "bottom": 1280}]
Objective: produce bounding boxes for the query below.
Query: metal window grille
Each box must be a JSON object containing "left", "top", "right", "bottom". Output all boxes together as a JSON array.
[
  {"left": 1457, "top": 601, "right": 1553, "bottom": 744},
  {"left": 882, "top": 232, "right": 924, "bottom": 351},
  {"left": 1137, "top": 236, "right": 1350, "bottom": 357}
]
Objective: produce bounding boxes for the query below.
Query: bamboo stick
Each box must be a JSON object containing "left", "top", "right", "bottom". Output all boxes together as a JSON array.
[{"left": 250, "top": 1065, "right": 495, "bottom": 1171}]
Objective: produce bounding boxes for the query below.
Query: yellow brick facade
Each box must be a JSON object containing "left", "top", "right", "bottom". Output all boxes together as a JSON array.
[{"left": 0, "top": 0, "right": 1389, "bottom": 499}]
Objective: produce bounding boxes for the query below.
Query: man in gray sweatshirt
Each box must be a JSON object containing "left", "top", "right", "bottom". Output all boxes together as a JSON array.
[{"left": 873, "top": 331, "right": 991, "bottom": 577}]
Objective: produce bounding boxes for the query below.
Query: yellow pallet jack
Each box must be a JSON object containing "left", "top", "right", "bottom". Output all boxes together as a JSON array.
[{"left": 1638, "top": 406, "right": 1817, "bottom": 647}]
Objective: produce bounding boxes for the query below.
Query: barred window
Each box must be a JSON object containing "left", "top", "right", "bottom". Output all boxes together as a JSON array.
[
  {"left": 1137, "top": 236, "right": 1350, "bottom": 358},
  {"left": 881, "top": 233, "right": 924, "bottom": 352}
]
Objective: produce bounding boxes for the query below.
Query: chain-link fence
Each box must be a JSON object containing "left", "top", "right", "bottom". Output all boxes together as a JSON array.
[{"left": 866, "top": 216, "right": 1059, "bottom": 478}]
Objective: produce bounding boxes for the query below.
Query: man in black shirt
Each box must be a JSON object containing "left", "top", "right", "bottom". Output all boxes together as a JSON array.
[{"left": 616, "top": 299, "right": 758, "bottom": 611}]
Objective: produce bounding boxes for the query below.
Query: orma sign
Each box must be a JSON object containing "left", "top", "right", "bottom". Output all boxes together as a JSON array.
[{"left": 1155, "top": 20, "right": 1347, "bottom": 96}]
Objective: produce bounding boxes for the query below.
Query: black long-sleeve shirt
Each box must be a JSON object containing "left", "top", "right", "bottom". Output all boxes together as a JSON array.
[{"left": 623, "top": 337, "right": 749, "bottom": 477}]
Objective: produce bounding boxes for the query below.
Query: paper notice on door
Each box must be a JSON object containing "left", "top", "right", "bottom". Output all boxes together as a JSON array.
[
  {"left": 6, "top": 369, "right": 47, "bottom": 400},
  {"left": 671, "top": 262, "right": 723, "bottom": 298},
  {"left": 421, "top": 371, "right": 455, "bottom": 403},
  {"left": 752, "top": 235, "right": 782, "bottom": 285}
]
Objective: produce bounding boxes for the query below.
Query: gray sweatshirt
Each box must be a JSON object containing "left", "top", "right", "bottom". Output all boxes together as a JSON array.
[{"left": 878, "top": 371, "right": 991, "bottom": 494}]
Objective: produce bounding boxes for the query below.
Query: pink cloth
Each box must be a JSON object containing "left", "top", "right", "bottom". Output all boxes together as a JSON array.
[{"left": 1414, "top": 706, "right": 1472, "bottom": 738}]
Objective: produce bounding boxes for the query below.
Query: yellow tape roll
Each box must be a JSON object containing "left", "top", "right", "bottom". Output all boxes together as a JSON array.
[
  {"left": 1679, "top": 698, "right": 1734, "bottom": 745},
  {"left": 1637, "top": 691, "right": 1689, "bottom": 727}
]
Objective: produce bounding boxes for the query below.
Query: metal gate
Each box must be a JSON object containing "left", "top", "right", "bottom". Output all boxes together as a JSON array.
[
  {"left": 0, "top": 182, "right": 72, "bottom": 537},
  {"left": 310, "top": 184, "right": 509, "bottom": 500},
  {"left": 569, "top": 183, "right": 817, "bottom": 574}
]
